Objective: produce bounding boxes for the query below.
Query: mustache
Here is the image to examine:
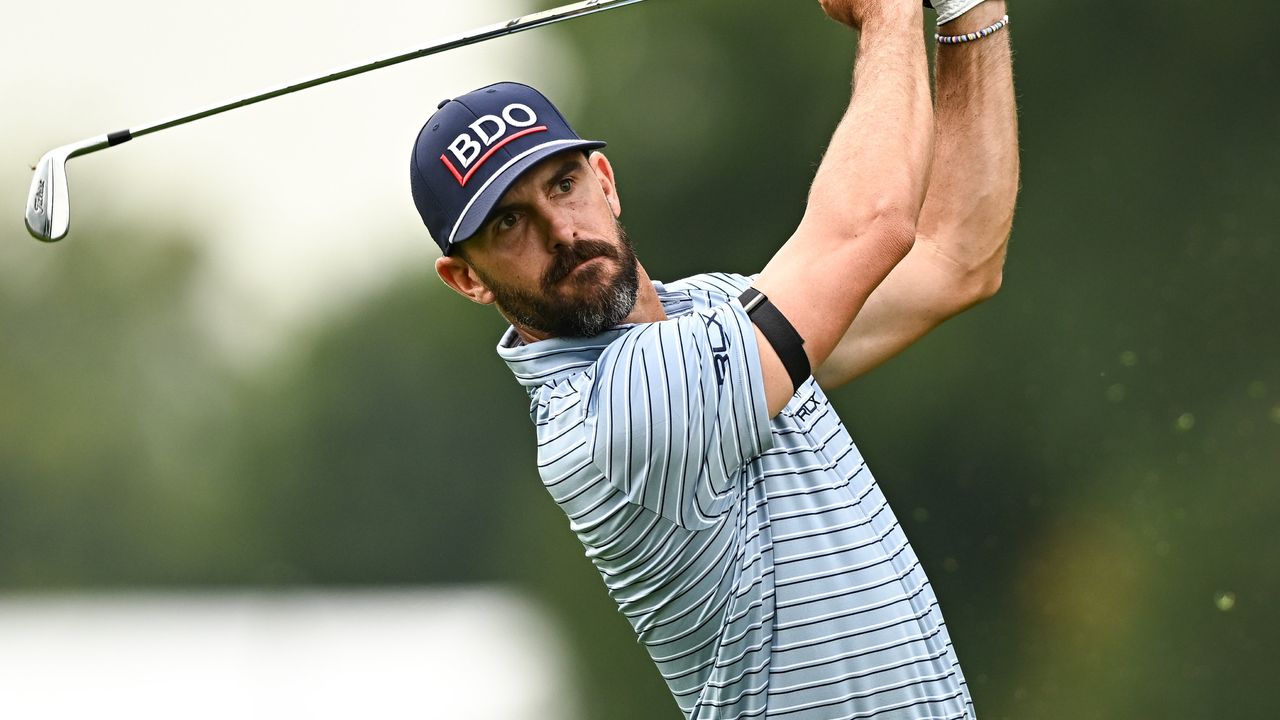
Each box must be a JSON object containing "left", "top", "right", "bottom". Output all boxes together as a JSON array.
[{"left": 541, "top": 239, "right": 619, "bottom": 287}]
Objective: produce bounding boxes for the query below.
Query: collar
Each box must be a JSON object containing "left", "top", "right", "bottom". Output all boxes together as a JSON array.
[{"left": 497, "top": 280, "right": 694, "bottom": 389}]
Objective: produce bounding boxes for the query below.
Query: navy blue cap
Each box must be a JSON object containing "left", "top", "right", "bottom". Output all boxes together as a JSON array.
[{"left": 410, "top": 82, "right": 606, "bottom": 255}]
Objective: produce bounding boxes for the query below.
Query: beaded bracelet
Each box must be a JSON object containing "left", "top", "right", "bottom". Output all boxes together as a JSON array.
[{"left": 936, "top": 14, "right": 1010, "bottom": 45}]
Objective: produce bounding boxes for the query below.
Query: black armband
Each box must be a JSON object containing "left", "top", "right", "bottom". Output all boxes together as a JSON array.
[{"left": 738, "top": 287, "right": 810, "bottom": 393}]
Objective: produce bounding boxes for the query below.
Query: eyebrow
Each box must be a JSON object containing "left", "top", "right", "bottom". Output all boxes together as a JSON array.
[
  {"left": 485, "top": 157, "right": 586, "bottom": 229},
  {"left": 541, "top": 158, "right": 585, "bottom": 192}
]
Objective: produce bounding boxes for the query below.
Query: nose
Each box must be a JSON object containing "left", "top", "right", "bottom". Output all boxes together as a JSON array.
[{"left": 542, "top": 205, "right": 577, "bottom": 252}]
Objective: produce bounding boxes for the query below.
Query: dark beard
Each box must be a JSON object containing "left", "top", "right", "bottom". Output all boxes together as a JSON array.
[{"left": 479, "top": 220, "right": 640, "bottom": 338}]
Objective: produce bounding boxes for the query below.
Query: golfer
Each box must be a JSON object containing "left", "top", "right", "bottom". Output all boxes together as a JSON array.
[{"left": 410, "top": 0, "right": 1017, "bottom": 716}]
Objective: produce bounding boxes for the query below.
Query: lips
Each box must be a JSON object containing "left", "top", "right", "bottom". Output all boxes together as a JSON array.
[
  {"left": 569, "top": 255, "right": 607, "bottom": 274},
  {"left": 543, "top": 240, "right": 617, "bottom": 287},
  {"left": 549, "top": 256, "right": 606, "bottom": 288}
]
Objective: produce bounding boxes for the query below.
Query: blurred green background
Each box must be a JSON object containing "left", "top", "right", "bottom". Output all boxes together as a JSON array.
[{"left": 3, "top": 1, "right": 1277, "bottom": 718}]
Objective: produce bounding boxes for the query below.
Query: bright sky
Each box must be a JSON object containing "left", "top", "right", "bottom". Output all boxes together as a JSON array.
[{"left": 1, "top": 1, "right": 587, "bottom": 361}]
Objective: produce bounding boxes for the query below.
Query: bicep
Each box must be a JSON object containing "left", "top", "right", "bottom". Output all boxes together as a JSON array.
[{"left": 749, "top": 217, "right": 917, "bottom": 415}]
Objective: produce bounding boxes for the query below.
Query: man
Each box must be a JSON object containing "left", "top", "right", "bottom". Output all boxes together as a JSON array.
[{"left": 409, "top": 0, "right": 1017, "bottom": 716}]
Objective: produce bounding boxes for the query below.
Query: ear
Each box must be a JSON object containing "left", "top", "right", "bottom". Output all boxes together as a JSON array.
[
  {"left": 435, "top": 255, "right": 496, "bottom": 306},
  {"left": 587, "top": 151, "right": 622, "bottom": 218}
]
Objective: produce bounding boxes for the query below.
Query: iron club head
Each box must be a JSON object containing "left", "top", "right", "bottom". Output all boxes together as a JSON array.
[
  {"left": 24, "top": 137, "right": 109, "bottom": 243},
  {"left": 25, "top": 148, "right": 70, "bottom": 243}
]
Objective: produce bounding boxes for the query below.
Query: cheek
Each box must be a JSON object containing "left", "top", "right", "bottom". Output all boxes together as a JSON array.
[
  {"left": 578, "top": 203, "right": 618, "bottom": 237},
  {"left": 511, "top": 252, "right": 555, "bottom": 288},
  {"left": 488, "top": 238, "right": 541, "bottom": 275}
]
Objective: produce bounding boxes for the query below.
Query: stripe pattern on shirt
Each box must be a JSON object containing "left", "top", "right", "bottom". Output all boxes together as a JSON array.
[{"left": 499, "top": 272, "right": 975, "bottom": 719}]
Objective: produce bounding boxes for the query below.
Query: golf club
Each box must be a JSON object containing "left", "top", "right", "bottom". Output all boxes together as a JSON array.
[{"left": 23, "top": 0, "right": 650, "bottom": 243}]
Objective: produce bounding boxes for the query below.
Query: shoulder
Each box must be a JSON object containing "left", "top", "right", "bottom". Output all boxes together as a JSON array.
[{"left": 664, "top": 272, "right": 757, "bottom": 305}]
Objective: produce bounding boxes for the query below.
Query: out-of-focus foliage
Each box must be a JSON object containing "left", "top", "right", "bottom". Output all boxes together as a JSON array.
[
  {"left": 2, "top": 1, "right": 1277, "bottom": 719},
  {"left": 0, "top": 232, "right": 248, "bottom": 586}
]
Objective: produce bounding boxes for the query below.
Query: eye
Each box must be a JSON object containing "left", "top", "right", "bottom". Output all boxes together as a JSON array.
[
  {"left": 557, "top": 177, "right": 575, "bottom": 194},
  {"left": 495, "top": 212, "right": 519, "bottom": 232}
]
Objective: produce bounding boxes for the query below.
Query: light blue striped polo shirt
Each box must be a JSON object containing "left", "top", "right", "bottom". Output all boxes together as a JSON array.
[{"left": 498, "top": 272, "right": 974, "bottom": 719}]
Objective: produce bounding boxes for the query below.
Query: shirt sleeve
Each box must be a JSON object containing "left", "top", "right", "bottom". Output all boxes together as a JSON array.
[{"left": 583, "top": 299, "right": 773, "bottom": 530}]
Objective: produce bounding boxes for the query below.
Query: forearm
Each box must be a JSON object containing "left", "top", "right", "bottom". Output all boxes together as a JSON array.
[
  {"left": 811, "top": 2, "right": 1018, "bottom": 389},
  {"left": 916, "top": 0, "right": 1019, "bottom": 295},
  {"left": 752, "top": 2, "right": 935, "bottom": 414},
  {"left": 801, "top": 6, "right": 934, "bottom": 244}
]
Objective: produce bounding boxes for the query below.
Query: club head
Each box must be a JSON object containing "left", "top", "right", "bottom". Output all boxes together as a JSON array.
[
  {"left": 25, "top": 148, "right": 71, "bottom": 243},
  {"left": 25, "top": 136, "right": 112, "bottom": 243}
]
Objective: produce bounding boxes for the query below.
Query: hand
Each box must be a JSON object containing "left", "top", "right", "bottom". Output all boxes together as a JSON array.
[{"left": 818, "top": 0, "right": 917, "bottom": 30}]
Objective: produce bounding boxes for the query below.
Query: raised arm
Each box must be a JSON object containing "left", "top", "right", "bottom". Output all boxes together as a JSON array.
[
  {"left": 751, "top": 0, "right": 934, "bottom": 415},
  {"left": 814, "top": 0, "right": 1020, "bottom": 388}
]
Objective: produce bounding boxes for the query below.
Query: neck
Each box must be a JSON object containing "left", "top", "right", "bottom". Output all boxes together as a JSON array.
[{"left": 512, "top": 263, "right": 667, "bottom": 345}]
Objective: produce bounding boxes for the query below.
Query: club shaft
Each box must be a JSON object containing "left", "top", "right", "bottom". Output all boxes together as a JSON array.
[
  {"left": 24, "top": 0, "right": 650, "bottom": 243},
  {"left": 119, "top": 0, "right": 647, "bottom": 143}
]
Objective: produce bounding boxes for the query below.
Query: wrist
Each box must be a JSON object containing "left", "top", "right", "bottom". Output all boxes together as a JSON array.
[
  {"left": 859, "top": 5, "right": 925, "bottom": 35},
  {"left": 935, "top": 10, "right": 1009, "bottom": 47}
]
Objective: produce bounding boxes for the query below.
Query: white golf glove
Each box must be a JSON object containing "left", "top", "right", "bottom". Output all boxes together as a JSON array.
[{"left": 924, "top": 0, "right": 989, "bottom": 26}]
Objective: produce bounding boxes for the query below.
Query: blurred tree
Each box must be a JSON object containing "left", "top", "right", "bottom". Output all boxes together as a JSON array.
[
  {"left": 0, "top": 227, "right": 249, "bottom": 587},
  {"left": 229, "top": 277, "right": 537, "bottom": 585}
]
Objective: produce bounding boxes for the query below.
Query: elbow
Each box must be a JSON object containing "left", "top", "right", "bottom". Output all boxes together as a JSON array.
[
  {"left": 972, "top": 258, "right": 1004, "bottom": 303},
  {"left": 979, "top": 273, "right": 1003, "bottom": 303},
  {"left": 958, "top": 235, "right": 1008, "bottom": 309},
  {"left": 804, "top": 194, "right": 921, "bottom": 262},
  {"left": 975, "top": 221, "right": 1013, "bottom": 302},
  {"left": 924, "top": 222, "right": 1010, "bottom": 318},
  {"left": 925, "top": 202, "right": 1015, "bottom": 314},
  {"left": 963, "top": 270, "right": 1002, "bottom": 310},
  {"left": 856, "top": 204, "right": 920, "bottom": 266},
  {"left": 935, "top": 261, "right": 1002, "bottom": 321},
  {"left": 868, "top": 211, "right": 919, "bottom": 267}
]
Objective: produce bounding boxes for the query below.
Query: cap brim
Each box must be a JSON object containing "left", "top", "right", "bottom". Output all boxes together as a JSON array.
[{"left": 444, "top": 138, "right": 607, "bottom": 253}]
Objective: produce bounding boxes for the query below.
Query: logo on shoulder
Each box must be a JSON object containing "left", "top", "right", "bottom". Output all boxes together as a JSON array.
[
  {"left": 794, "top": 392, "right": 820, "bottom": 422},
  {"left": 439, "top": 103, "right": 548, "bottom": 187},
  {"left": 700, "top": 311, "right": 731, "bottom": 388}
]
